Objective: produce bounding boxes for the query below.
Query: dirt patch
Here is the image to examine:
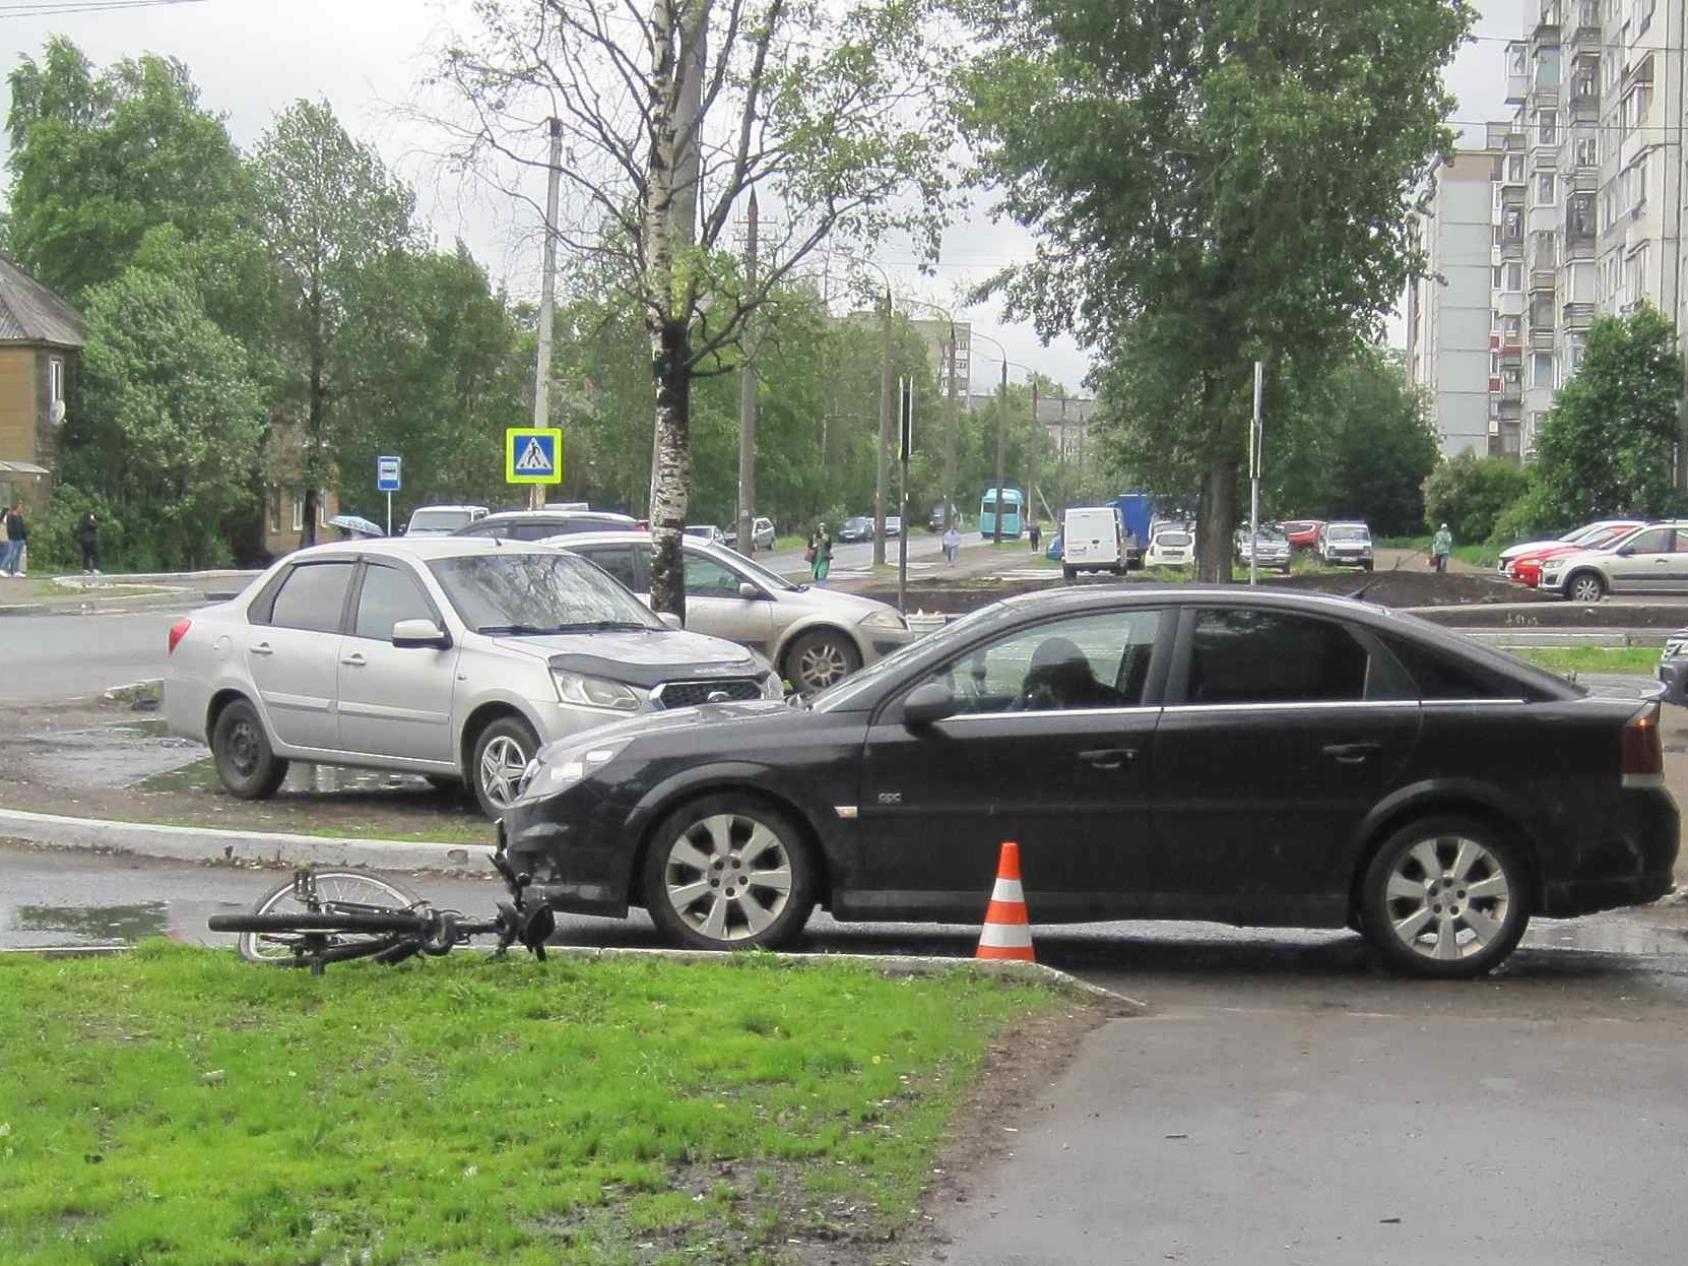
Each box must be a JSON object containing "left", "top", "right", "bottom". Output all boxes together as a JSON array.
[
  {"left": 824, "top": 1004, "right": 1111, "bottom": 1266},
  {"left": 0, "top": 695, "right": 493, "bottom": 845}
]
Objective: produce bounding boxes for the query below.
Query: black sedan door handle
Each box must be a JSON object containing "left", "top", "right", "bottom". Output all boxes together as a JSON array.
[
  {"left": 1078, "top": 747, "right": 1138, "bottom": 770},
  {"left": 1322, "top": 741, "right": 1381, "bottom": 765}
]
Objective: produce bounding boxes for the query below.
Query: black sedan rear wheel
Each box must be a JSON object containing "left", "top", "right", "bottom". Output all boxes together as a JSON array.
[
  {"left": 1359, "top": 817, "right": 1530, "bottom": 979},
  {"left": 642, "top": 794, "right": 817, "bottom": 950}
]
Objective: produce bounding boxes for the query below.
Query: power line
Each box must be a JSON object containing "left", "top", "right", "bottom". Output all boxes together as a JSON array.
[{"left": 0, "top": 0, "right": 206, "bottom": 16}]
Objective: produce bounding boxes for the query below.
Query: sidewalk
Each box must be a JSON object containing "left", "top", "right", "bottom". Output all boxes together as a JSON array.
[{"left": 0, "top": 570, "right": 252, "bottom": 616}]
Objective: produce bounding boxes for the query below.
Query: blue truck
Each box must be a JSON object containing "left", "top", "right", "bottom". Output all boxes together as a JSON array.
[{"left": 1111, "top": 493, "right": 1154, "bottom": 569}]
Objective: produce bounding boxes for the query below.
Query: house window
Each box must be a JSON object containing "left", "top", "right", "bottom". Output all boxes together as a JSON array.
[
  {"left": 1640, "top": 0, "right": 1655, "bottom": 32},
  {"left": 1573, "top": 64, "right": 1597, "bottom": 98},
  {"left": 47, "top": 356, "right": 64, "bottom": 409},
  {"left": 1503, "top": 315, "right": 1522, "bottom": 340},
  {"left": 1492, "top": 265, "right": 1504, "bottom": 291},
  {"left": 1507, "top": 154, "right": 1525, "bottom": 182},
  {"left": 291, "top": 496, "right": 304, "bottom": 533},
  {"left": 1574, "top": 135, "right": 1598, "bottom": 168},
  {"left": 1537, "top": 109, "right": 1557, "bottom": 145},
  {"left": 1505, "top": 262, "right": 1524, "bottom": 291},
  {"left": 318, "top": 489, "right": 331, "bottom": 525},
  {"left": 1531, "top": 352, "right": 1554, "bottom": 388},
  {"left": 1504, "top": 207, "right": 1523, "bottom": 239},
  {"left": 268, "top": 489, "right": 282, "bottom": 534},
  {"left": 1508, "top": 44, "right": 1527, "bottom": 78},
  {"left": 1537, "top": 174, "right": 1556, "bottom": 205}
]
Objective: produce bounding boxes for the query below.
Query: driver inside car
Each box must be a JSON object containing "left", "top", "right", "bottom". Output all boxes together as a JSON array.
[{"left": 1011, "top": 636, "right": 1120, "bottom": 711}]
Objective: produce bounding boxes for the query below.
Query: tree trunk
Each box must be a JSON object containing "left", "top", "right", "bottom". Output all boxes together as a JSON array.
[
  {"left": 648, "top": 316, "right": 692, "bottom": 619},
  {"left": 1195, "top": 458, "right": 1237, "bottom": 583}
]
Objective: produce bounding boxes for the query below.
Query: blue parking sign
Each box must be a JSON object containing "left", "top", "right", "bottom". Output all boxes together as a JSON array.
[{"left": 376, "top": 455, "right": 401, "bottom": 492}]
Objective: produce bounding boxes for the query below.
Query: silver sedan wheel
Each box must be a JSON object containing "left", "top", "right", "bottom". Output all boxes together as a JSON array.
[
  {"left": 478, "top": 735, "right": 528, "bottom": 810},
  {"left": 1383, "top": 835, "right": 1513, "bottom": 962},
  {"left": 796, "top": 639, "right": 850, "bottom": 691},
  {"left": 1569, "top": 573, "right": 1604, "bottom": 603},
  {"left": 661, "top": 812, "right": 794, "bottom": 942}
]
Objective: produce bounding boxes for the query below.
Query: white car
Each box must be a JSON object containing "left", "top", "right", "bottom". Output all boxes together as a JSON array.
[
  {"left": 1145, "top": 527, "right": 1194, "bottom": 568},
  {"left": 1061, "top": 505, "right": 1127, "bottom": 578},
  {"left": 684, "top": 524, "right": 726, "bottom": 546},
  {"left": 1316, "top": 521, "right": 1374, "bottom": 571},
  {"left": 548, "top": 530, "right": 916, "bottom": 692},
  {"left": 404, "top": 504, "right": 489, "bottom": 537},
  {"left": 751, "top": 516, "right": 776, "bottom": 552},
  {"left": 1496, "top": 518, "right": 1640, "bottom": 575}
]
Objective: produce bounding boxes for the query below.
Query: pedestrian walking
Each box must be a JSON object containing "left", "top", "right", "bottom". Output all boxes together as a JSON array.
[
  {"left": 1028, "top": 520, "right": 1042, "bottom": 553},
  {"left": 1431, "top": 522, "right": 1452, "bottom": 575},
  {"left": 0, "top": 504, "right": 12, "bottom": 577},
  {"left": 3, "top": 503, "right": 27, "bottom": 577},
  {"left": 75, "top": 511, "right": 101, "bottom": 576},
  {"left": 942, "top": 525, "right": 960, "bottom": 565},
  {"left": 807, "top": 522, "right": 833, "bottom": 585}
]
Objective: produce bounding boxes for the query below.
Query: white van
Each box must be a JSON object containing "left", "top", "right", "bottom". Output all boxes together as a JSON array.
[{"left": 1061, "top": 506, "right": 1126, "bottom": 579}]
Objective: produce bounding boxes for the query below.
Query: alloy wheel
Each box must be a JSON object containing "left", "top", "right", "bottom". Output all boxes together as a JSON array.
[
  {"left": 1570, "top": 574, "right": 1604, "bottom": 603},
  {"left": 1382, "top": 835, "right": 1513, "bottom": 963},
  {"left": 796, "top": 639, "right": 849, "bottom": 691},
  {"left": 661, "top": 812, "right": 794, "bottom": 941},
  {"left": 478, "top": 735, "right": 529, "bottom": 810}
]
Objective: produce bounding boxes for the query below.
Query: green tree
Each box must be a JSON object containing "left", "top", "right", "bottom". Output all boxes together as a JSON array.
[
  {"left": 958, "top": 0, "right": 1471, "bottom": 579},
  {"left": 435, "top": 0, "right": 958, "bottom": 615},
  {"left": 1531, "top": 304, "right": 1684, "bottom": 527},
  {"left": 254, "top": 99, "right": 414, "bottom": 545},
  {"left": 59, "top": 266, "right": 264, "bottom": 568},
  {"left": 1422, "top": 452, "right": 1529, "bottom": 545},
  {"left": 5, "top": 39, "right": 249, "bottom": 303}
]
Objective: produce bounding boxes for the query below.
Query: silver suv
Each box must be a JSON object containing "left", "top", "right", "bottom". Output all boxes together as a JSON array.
[
  {"left": 546, "top": 531, "right": 914, "bottom": 692},
  {"left": 1538, "top": 521, "right": 1688, "bottom": 601},
  {"left": 163, "top": 539, "right": 780, "bottom": 818}
]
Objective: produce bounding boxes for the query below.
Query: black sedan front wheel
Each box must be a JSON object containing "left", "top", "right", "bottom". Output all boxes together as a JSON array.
[
  {"left": 643, "top": 795, "right": 817, "bottom": 950},
  {"left": 1359, "top": 817, "right": 1530, "bottom": 978}
]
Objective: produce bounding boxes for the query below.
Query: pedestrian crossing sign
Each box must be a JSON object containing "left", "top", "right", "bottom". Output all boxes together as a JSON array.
[{"left": 505, "top": 427, "right": 563, "bottom": 484}]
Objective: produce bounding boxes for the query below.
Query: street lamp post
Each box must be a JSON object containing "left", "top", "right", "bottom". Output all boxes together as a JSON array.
[{"left": 971, "top": 332, "right": 1031, "bottom": 547}]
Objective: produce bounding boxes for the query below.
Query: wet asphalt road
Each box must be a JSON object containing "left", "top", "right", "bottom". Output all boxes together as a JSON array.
[
  {"left": 0, "top": 609, "right": 184, "bottom": 703},
  {"left": 7, "top": 845, "right": 1688, "bottom": 1264}
]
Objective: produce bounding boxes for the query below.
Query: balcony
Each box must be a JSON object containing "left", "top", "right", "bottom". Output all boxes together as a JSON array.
[
  {"left": 1569, "top": 8, "right": 1601, "bottom": 53},
  {"left": 1565, "top": 235, "right": 1595, "bottom": 261},
  {"left": 1530, "top": 325, "right": 1557, "bottom": 349},
  {"left": 1570, "top": 94, "right": 1599, "bottom": 124},
  {"left": 1500, "top": 237, "right": 1525, "bottom": 261},
  {"left": 1563, "top": 301, "right": 1596, "bottom": 329},
  {"left": 1498, "top": 377, "right": 1524, "bottom": 403},
  {"left": 1570, "top": 168, "right": 1598, "bottom": 193},
  {"left": 1530, "top": 268, "right": 1557, "bottom": 292}
]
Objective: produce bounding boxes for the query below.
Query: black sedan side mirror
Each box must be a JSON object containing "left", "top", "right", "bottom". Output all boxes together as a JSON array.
[{"left": 903, "top": 681, "right": 958, "bottom": 727}]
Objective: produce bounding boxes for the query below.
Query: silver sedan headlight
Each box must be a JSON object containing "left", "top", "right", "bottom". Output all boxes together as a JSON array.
[
  {"left": 860, "top": 609, "right": 908, "bottom": 632},
  {"left": 552, "top": 669, "right": 644, "bottom": 712}
]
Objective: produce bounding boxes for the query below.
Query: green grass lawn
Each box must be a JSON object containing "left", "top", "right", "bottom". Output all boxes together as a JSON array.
[
  {"left": 1375, "top": 536, "right": 1500, "bottom": 568},
  {"left": 0, "top": 944, "right": 1061, "bottom": 1266},
  {"left": 1508, "top": 645, "right": 1661, "bottom": 676}
]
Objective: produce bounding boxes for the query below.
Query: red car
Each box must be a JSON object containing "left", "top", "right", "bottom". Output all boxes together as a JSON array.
[
  {"left": 1281, "top": 519, "right": 1324, "bottom": 553},
  {"left": 1507, "top": 520, "right": 1643, "bottom": 586}
]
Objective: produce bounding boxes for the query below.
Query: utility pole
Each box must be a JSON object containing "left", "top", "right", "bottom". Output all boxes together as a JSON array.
[
  {"left": 942, "top": 325, "right": 959, "bottom": 529},
  {"left": 1028, "top": 378, "right": 1039, "bottom": 544},
  {"left": 530, "top": 116, "right": 562, "bottom": 511},
  {"left": 735, "top": 190, "right": 759, "bottom": 555},
  {"left": 992, "top": 358, "right": 1007, "bottom": 544},
  {"left": 898, "top": 376, "right": 912, "bottom": 612},
  {"left": 1249, "top": 359, "right": 1264, "bottom": 586},
  {"left": 874, "top": 285, "right": 893, "bottom": 567}
]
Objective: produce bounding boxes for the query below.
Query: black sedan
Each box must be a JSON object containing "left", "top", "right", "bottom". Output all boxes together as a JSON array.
[
  {"left": 503, "top": 587, "right": 1678, "bottom": 978},
  {"left": 836, "top": 516, "right": 874, "bottom": 543}
]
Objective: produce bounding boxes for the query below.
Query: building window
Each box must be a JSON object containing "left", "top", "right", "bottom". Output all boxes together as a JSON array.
[
  {"left": 1640, "top": 0, "right": 1656, "bottom": 33},
  {"left": 1531, "top": 352, "right": 1554, "bottom": 388},
  {"left": 318, "top": 489, "right": 331, "bottom": 525},
  {"left": 1536, "top": 109, "right": 1557, "bottom": 145},
  {"left": 1502, "top": 315, "right": 1522, "bottom": 340},
  {"left": 1505, "top": 262, "right": 1523, "bottom": 291},
  {"left": 1536, "top": 173, "right": 1556, "bottom": 205},
  {"left": 47, "top": 356, "right": 64, "bottom": 407},
  {"left": 1492, "top": 265, "right": 1504, "bottom": 291},
  {"left": 1573, "top": 135, "right": 1597, "bottom": 168},
  {"left": 291, "top": 496, "right": 304, "bottom": 533},
  {"left": 1623, "top": 84, "right": 1651, "bottom": 132},
  {"left": 1503, "top": 207, "right": 1523, "bottom": 239},
  {"left": 1508, "top": 44, "right": 1527, "bottom": 78},
  {"left": 1507, "top": 153, "right": 1525, "bottom": 182},
  {"left": 1573, "top": 64, "right": 1597, "bottom": 98},
  {"left": 268, "top": 489, "right": 282, "bottom": 534}
]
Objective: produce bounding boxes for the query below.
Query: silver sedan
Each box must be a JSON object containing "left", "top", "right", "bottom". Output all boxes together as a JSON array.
[
  {"left": 163, "top": 539, "right": 780, "bottom": 818},
  {"left": 547, "top": 531, "right": 916, "bottom": 692}
]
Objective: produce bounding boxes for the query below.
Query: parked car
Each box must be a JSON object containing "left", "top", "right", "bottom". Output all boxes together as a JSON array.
[
  {"left": 503, "top": 586, "right": 1678, "bottom": 977},
  {"left": 1281, "top": 519, "right": 1324, "bottom": 553},
  {"left": 1317, "top": 521, "right": 1374, "bottom": 571},
  {"left": 1145, "top": 526, "right": 1195, "bottom": 568},
  {"left": 750, "top": 517, "right": 776, "bottom": 552},
  {"left": 404, "top": 505, "right": 489, "bottom": 537},
  {"left": 928, "top": 502, "right": 962, "bottom": 531},
  {"left": 1496, "top": 519, "right": 1643, "bottom": 575},
  {"left": 837, "top": 516, "right": 874, "bottom": 544},
  {"left": 455, "top": 509, "right": 637, "bottom": 541},
  {"left": 1658, "top": 629, "right": 1688, "bottom": 706},
  {"left": 884, "top": 515, "right": 903, "bottom": 538},
  {"left": 547, "top": 531, "right": 915, "bottom": 693},
  {"left": 1503, "top": 520, "right": 1643, "bottom": 586},
  {"left": 684, "top": 524, "right": 727, "bottom": 547},
  {"left": 1539, "top": 521, "right": 1688, "bottom": 601},
  {"left": 1233, "top": 524, "right": 1292, "bottom": 572},
  {"left": 1046, "top": 532, "right": 1063, "bottom": 561},
  {"left": 162, "top": 539, "right": 780, "bottom": 820},
  {"left": 1061, "top": 505, "right": 1127, "bottom": 579}
]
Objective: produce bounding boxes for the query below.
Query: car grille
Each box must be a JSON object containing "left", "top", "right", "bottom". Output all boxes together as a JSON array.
[{"left": 651, "top": 679, "right": 764, "bottom": 709}]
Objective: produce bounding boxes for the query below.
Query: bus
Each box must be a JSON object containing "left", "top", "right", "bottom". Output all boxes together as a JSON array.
[{"left": 979, "top": 487, "right": 1025, "bottom": 539}]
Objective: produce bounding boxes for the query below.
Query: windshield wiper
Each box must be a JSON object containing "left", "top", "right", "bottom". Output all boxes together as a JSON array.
[
  {"left": 478, "top": 621, "right": 653, "bottom": 635},
  {"left": 550, "top": 620, "right": 655, "bottom": 632}
]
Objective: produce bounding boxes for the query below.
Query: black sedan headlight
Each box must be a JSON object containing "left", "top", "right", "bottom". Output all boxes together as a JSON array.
[{"left": 519, "top": 738, "right": 631, "bottom": 802}]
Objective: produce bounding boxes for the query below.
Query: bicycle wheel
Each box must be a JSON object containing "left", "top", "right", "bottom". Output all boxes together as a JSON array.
[{"left": 232, "top": 870, "right": 423, "bottom": 964}]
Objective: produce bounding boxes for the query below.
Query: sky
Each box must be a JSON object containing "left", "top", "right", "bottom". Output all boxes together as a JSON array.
[{"left": 0, "top": 0, "right": 1527, "bottom": 394}]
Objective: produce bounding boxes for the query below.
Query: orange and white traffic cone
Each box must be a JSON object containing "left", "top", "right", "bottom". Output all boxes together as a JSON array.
[{"left": 976, "top": 840, "right": 1035, "bottom": 962}]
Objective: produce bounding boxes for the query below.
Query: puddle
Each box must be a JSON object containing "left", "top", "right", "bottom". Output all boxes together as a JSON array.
[
  {"left": 12, "top": 902, "right": 169, "bottom": 943},
  {"left": 11, "top": 724, "right": 207, "bottom": 789},
  {"left": 283, "top": 764, "right": 434, "bottom": 795},
  {"left": 1526, "top": 916, "right": 1688, "bottom": 958}
]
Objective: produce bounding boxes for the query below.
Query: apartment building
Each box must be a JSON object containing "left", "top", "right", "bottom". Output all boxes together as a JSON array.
[
  {"left": 1406, "top": 148, "right": 1502, "bottom": 458},
  {"left": 1413, "top": 0, "right": 1685, "bottom": 462}
]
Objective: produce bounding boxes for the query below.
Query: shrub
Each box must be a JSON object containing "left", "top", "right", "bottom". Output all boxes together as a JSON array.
[{"left": 1422, "top": 453, "right": 1530, "bottom": 546}]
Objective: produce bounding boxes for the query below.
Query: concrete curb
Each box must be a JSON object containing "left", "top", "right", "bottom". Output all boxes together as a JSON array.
[
  {"left": 535, "top": 945, "right": 1146, "bottom": 1013},
  {"left": 0, "top": 807, "right": 495, "bottom": 875}
]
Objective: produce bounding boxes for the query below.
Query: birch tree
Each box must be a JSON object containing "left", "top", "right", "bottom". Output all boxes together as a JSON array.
[{"left": 429, "top": 0, "right": 954, "bottom": 614}]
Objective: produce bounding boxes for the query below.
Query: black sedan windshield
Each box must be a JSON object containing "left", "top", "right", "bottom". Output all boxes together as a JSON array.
[{"left": 429, "top": 552, "right": 662, "bottom": 634}]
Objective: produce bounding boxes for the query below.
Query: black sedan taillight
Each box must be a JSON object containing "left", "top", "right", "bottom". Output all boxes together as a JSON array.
[{"left": 1621, "top": 704, "right": 1664, "bottom": 788}]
